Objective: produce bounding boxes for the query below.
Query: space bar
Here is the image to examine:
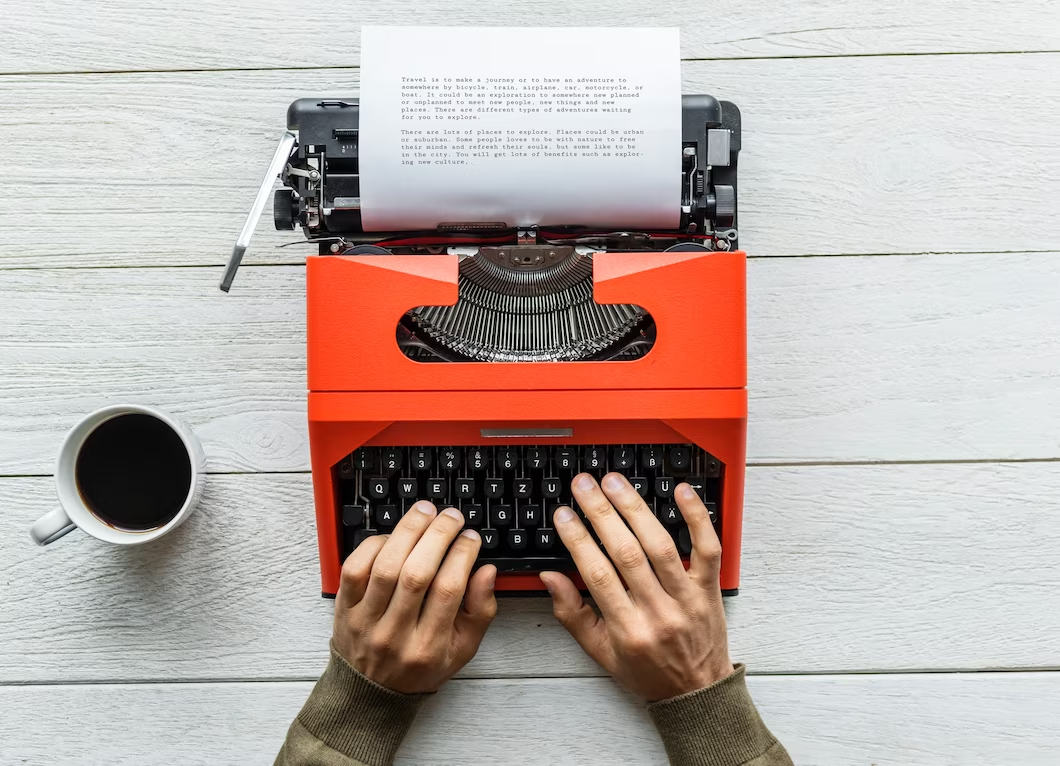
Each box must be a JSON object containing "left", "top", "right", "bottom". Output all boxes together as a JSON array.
[{"left": 476, "top": 557, "right": 574, "bottom": 573}]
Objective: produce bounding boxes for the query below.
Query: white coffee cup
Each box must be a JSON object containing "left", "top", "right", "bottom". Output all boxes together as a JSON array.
[{"left": 30, "top": 404, "right": 205, "bottom": 546}]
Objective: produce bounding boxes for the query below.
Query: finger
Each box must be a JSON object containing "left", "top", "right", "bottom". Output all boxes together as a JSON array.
[
  {"left": 571, "top": 473, "right": 664, "bottom": 601},
  {"left": 361, "top": 501, "right": 438, "bottom": 618},
  {"left": 539, "top": 571, "right": 615, "bottom": 671},
  {"left": 420, "top": 528, "right": 482, "bottom": 633},
  {"left": 675, "top": 483, "right": 723, "bottom": 591},
  {"left": 453, "top": 565, "right": 498, "bottom": 664},
  {"left": 338, "top": 533, "right": 389, "bottom": 608},
  {"left": 552, "top": 505, "right": 632, "bottom": 616},
  {"left": 600, "top": 472, "right": 690, "bottom": 598},
  {"left": 385, "top": 507, "right": 467, "bottom": 622}
]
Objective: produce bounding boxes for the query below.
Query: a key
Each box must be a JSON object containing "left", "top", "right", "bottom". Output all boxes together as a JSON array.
[
  {"left": 439, "top": 448, "right": 461, "bottom": 471},
  {"left": 411, "top": 448, "right": 433, "bottom": 471},
  {"left": 513, "top": 478, "right": 532, "bottom": 499},
  {"left": 705, "top": 502, "right": 719, "bottom": 525},
  {"left": 655, "top": 476, "right": 674, "bottom": 499},
  {"left": 397, "top": 477, "right": 418, "bottom": 499},
  {"left": 464, "top": 504, "right": 484, "bottom": 527},
  {"left": 630, "top": 477, "right": 649, "bottom": 498},
  {"left": 353, "top": 529, "right": 378, "bottom": 548},
  {"left": 481, "top": 529, "right": 500, "bottom": 551},
  {"left": 583, "top": 446, "right": 605, "bottom": 471},
  {"left": 354, "top": 448, "right": 375, "bottom": 471},
  {"left": 668, "top": 447, "right": 691, "bottom": 471},
  {"left": 468, "top": 448, "right": 488, "bottom": 471},
  {"left": 611, "top": 447, "right": 634, "bottom": 470},
  {"left": 455, "top": 478, "right": 476, "bottom": 498},
  {"left": 426, "top": 478, "right": 447, "bottom": 499},
  {"left": 659, "top": 504, "right": 681, "bottom": 525},
  {"left": 376, "top": 504, "right": 398, "bottom": 526},
  {"left": 641, "top": 446, "right": 664, "bottom": 470},
  {"left": 678, "top": 527, "right": 692, "bottom": 556},
  {"left": 342, "top": 504, "right": 364, "bottom": 527},
  {"left": 542, "top": 477, "right": 561, "bottom": 499},
  {"left": 381, "top": 448, "right": 403, "bottom": 471},
  {"left": 492, "top": 505, "right": 513, "bottom": 527},
  {"left": 526, "top": 448, "right": 547, "bottom": 470},
  {"left": 555, "top": 447, "right": 576, "bottom": 470},
  {"left": 484, "top": 478, "right": 504, "bottom": 499},
  {"left": 498, "top": 448, "right": 518, "bottom": 471},
  {"left": 520, "top": 504, "right": 543, "bottom": 527},
  {"left": 368, "top": 477, "right": 389, "bottom": 499},
  {"left": 507, "top": 529, "right": 528, "bottom": 551},
  {"left": 687, "top": 476, "right": 707, "bottom": 501},
  {"left": 535, "top": 528, "right": 555, "bottom": 551}
]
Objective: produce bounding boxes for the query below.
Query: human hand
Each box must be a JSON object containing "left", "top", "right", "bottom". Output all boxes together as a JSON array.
[
  {"left": 333, "top": 502, "right": 498, "bottom": 693},
  {"left": 540, "top": 473, "right": 734, "bottom": 702}
]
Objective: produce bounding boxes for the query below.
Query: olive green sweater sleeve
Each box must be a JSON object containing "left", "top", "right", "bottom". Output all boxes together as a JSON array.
[
  {"left": 647, "top": 664, "right": 793, "bottom": 766},
  {"left": 274, "top": 646, "right": 429, "bottom": 766}
]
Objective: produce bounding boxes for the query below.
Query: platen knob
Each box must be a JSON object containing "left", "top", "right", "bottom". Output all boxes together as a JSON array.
[
  {"left": 273, "top": 188, "right": 298, "bottom": 230},
  {"left": 712, "top": 185, "right": 735, "bottom": 228}
]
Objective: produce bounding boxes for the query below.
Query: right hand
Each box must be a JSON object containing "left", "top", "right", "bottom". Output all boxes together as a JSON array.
[{"left": 540, "top": 473, "right": 734, "bottom": 702}]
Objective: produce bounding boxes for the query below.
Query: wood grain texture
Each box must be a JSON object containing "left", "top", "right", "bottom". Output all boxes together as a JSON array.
[
  {"left": 3, "top": 672, "right": 1059, "bottom": 765},
  {"left": 3, "top": 462, "right": 1059, "bottom": 684},
  {"left": 1, "top": 54, "right": 1058, "bottom": 268},
  {"left": 2, "top": 253, "right": 1057, "bottom": 475},
  {"left": 2, "top": 0, "right": 1058, "bottom": 74}
]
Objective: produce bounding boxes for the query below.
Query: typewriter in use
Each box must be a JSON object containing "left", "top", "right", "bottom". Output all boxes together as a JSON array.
[{"left": 223, "top": 95, "right": 746, "bottom": 596}]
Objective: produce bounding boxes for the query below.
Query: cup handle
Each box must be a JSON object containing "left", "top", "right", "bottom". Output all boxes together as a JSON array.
[{"left": 31, "top": 508, "right": 78, "bottom": 546}]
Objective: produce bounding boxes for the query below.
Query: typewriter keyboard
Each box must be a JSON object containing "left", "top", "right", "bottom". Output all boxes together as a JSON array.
[{"left": 336, "top": 444, "right": 722, "bottom": 574}]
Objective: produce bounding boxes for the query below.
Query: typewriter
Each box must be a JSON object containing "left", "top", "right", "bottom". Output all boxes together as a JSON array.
[{"left": 222, "top": 95, "right": 746, "bottom": 596}]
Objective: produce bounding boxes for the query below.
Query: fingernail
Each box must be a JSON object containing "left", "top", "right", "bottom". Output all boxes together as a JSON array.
[
  {"left": 414, "top": 501, "right": 437, "bottom": 515},
  {"left": 442, "top": 507, "right": 463, "bottom": 520},
  {"left": 540, "top": 576, "right": 555, "bottom": 595},
  {"left": 574, "top": 474, "right": 595, "bottom": 491},
  {"left": 677, "top": 484, "right": 696, "bottom": 500},
  {"left": 487, "top": 569, "right": 497, "bottom": 590},
  {"left": 602, "top": 473, "right": 624, "bottom": 492},
  {"left": 461, "top": 528, "right": 480, "bottom": 542},
  {"left": 554, "top": 507, "right": 575, "bottom": 524}
]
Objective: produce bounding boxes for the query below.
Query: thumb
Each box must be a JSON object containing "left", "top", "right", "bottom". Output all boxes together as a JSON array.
[
  {"left": 539, "top": 572, "right": 614, "bottom": 671},
  {"left": 453, "top": 565, "right": 498, "bottom": 661}
]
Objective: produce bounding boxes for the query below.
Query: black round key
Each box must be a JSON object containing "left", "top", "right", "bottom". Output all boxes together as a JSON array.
[
  {"left": 678, "top": 527, "right": 692, "bottom": 556},
  {"left": 659, "top": 503, "right": 681, "bottom": 525},
  {"left": 381, "top": 448, "right": 403, "bottom": 471},
  {"left": 513, "top": 478, "right": 533, "bottom": 498},
  {"left": 611, "top": 447, "right": 634, "bottom": 470},
  {"left": 705, "top": 502, "right": 719, "bottom": 525},
  {"left": 439, "top": 447, "right": 461, "bottom": 471},
  {"left": 526, "top": 448, "right": 547, "bottom": 470},
  {"left": 354, "top": 449, "right": 375, "bottom": 470},
  {"left": 397, "top": 477, "right": 418, "bottom": 499},
  {"left": 668, "top": 446, "right": 691, "bottom": 471},
  {"left": 520, "top": 504, "right": 543, "bottom": 527},
  {"left": 463, "top": 504, "right": 484, "bottom": 527},
  {"left": 484, "top": 478, "right": 504, "bottom": 499},
  {"left": 629, "top": 477, "right": 649, "bottom": 497},
  {"left": 468, "top": 448, "right": 488, "bottom": 471},
  {"left": 368, "top": 477, "right": 389, "bottom": 499},
  {"left": 353, "top": 529, "right": 379, "bottom": 549},
  {"left": 493, "top": 505, "right": 513, "bottom": 527},
  {"left": 480, "top": 529, "right": 500, "bottom": 551},
  {"left": 411, "top": 448, "right": 433, "bottom": 471},
  {"left": 342, "top": 504, "right": 365, "bottom": 527},
  {"left": 534, "top": 528, "right": 555, "bottom": 551},
  {"left": 426, "top": 478, "right": 447, "bottom": 499},
  {"left": 375, "top": 504, "right": 398, "bottom": 526},
  {"left": 498, "top": 448, "right": 518, "bottom": 470},
  {"left": 640, "top": 446, "right": 664, "bottom": 470},
  {"left": 542, "top": 477, "right": 561, "bottom": 499},
  {"left": 655, "top": 476, "right": 675, "bottom": 499},
  {"left": 583, "top": 446, "right": 604, "bottom": 470},
  {"left": 555, "top": 447, "right": 576, "bottom": 470},
  {"left": 507, "top": 529, "right": 528, "bottom": 551}
]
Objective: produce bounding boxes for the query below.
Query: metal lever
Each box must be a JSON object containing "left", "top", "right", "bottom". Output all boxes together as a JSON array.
[{"left": 219, "top": 131, "right": 298, "bottom": 292}]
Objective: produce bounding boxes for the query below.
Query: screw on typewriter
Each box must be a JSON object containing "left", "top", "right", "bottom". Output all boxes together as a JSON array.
[{"left": 220, "top": 95, "right": 748, "bottom": 598}]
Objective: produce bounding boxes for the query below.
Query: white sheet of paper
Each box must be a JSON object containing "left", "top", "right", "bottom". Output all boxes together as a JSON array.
[{"left": 358, "top": 26, "right": 681, "bottom": 232}]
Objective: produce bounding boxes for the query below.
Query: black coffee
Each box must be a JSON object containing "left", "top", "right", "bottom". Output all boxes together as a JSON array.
[{"left": 75, "top": 413, "right": 192, "bottom": 531}]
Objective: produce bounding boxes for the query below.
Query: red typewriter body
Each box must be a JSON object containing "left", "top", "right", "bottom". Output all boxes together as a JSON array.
[{"left": 307, "top": 249, "right": 747, "bottom": 596}]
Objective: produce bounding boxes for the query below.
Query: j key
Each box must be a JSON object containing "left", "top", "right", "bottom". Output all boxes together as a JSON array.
[
  {"left": 678, "top": 527, "right": 693, "bottom": 556},
  {"left": 659, "top": 503, "right": 681, "bottom": 525},
  {"left": 411, "top": 448, "right": 433, "bottom": 471},
  {"left": 342, "top": 504, "right": 364, "bottom": 527},
  {"left": 705, "top": 502, "right": 719, "bottom": 525},
  {"left": 630, "top": 477, "right": 649, "bottom": 498},
  {"left": 397, "top": 478, "right": 418, "bottom": 499},
  {"left": 426, "top": 478, "right": 447, "bottom": 499},
  {"left": 497, "top": 448, "right": 518, "bottom": 470},
  {"left": 439, "top": 448, "right": 461, "bottom": 471},
  {"left": 641, "top": 446, "right": 664, "bottom": 470},
  {"left": 455, "top": 478, "right": 476, "bottom": 498},
  {"left": 376, "top": 504, "right": 399, "bottom": 526},
  {"left": 492, "top": 505, "right": 513, "bottom": 527},
  {"left": 520, "top": 504, "right": 543, "bottom": 527},
  {"left": 548, "top": 504, "right": 567, "bottom": 525},
  {"left": 468, "top": 448, "right": 489, "bottom": 470},
  {"left": 611, "top": 447, "right": 634, "bottom": 470},
  {"left": 464, "top": 504, "right": 484, "bottom": 527},
  {"left": 583, "top": 446, "right": 605, "bottom": 471},
  {"left": 508, "top": 529, "right": 528, "bottom": 551},
  {"left": 354, "top": 449, "right": 375, "bottom": 470},
  {"left": 481, "top": 529, "right": 500, "bottom": 551},
  {"left": 513, "top": 478, "right": 533, "bottom": 499},
  {"left": 687, "top": 476, "right": 707, "bottom": 501},
  {"left": 535, "top": 528, "right": 556, "bottom": 551},
  {"left": 555, "top": 447, "right": 576, "bottom": 470},
  {"left": 655, "top": 476, "right": 675, "bottom": 499},
  {"left": 353, "top": 529, "right": 378, "bottom": 548},
  {"left": 368, "top": 477, "right": 389, "bottom": 499},
  {"left": 541, "top": 477, "right": 561, "bottom": 499},
  {"left": 484, "top": 478, "right": 504, "bottom": 499},
  {"left": 381, "top": 448, "right": 403, "bottom": 471},
  {"left": 668, "top": 447, "right": 691, "bottom": 471},
  {"left": 526, "top": 448, "right": 547, "bottom": 470}
]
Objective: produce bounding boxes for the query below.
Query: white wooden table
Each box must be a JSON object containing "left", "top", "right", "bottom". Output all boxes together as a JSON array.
[{"left": 2, "top": 3, "right": 1059, "bottom": 763}]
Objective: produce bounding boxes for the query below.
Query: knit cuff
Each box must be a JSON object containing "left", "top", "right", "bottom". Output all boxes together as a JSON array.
[
  {"left": 295, "top": 644, "right": 430, "bottom": 766},
  {"left": 646, "top": 665, "right": 781, "bottom": 766}
]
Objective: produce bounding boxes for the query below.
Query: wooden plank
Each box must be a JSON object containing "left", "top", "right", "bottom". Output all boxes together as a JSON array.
[
  {"left": 2, "top": 254, "right": 1057, "bottom": 474},
  {"left": 3, "top": 1, "right": 1058, "bottom": 74},
  {"left": 2, "top": 462, "right": 1059, "bottom": 684},
  {"left": 2, "top": 672, "right": 1059, "bottom": 765},
  {"left": 1, "top": 54, "right": 1058, "bottom": 268}
]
